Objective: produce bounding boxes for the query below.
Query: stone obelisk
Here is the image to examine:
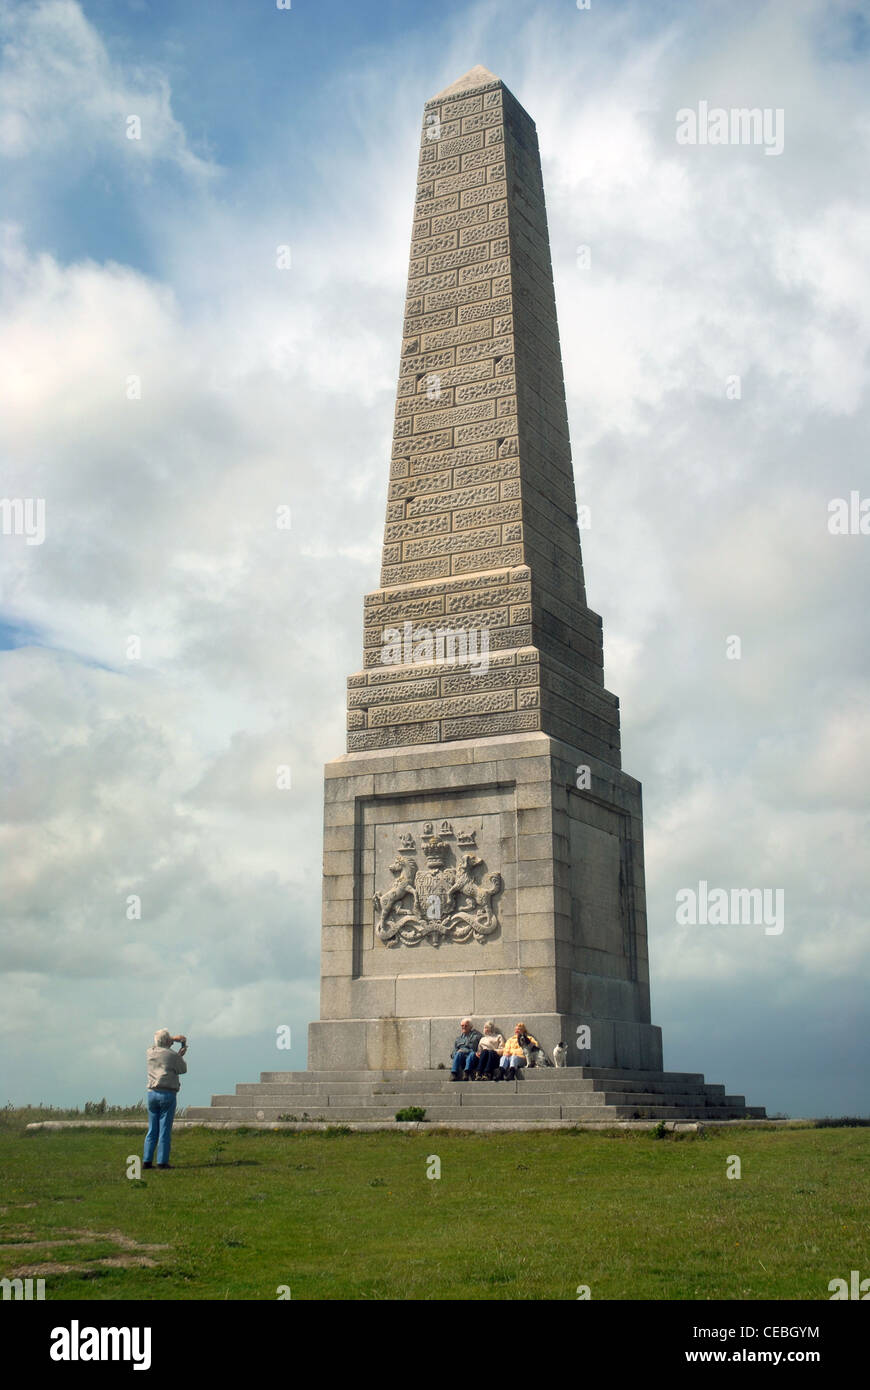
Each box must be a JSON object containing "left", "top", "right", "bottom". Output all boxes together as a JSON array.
[{"left": 309, "top": 66, "right": 663, "bottom": 1072}]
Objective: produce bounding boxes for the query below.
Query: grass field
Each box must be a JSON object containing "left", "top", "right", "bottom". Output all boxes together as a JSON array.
[{"left": 1, "top": 1114, "right": 867, "bottom": 1300}]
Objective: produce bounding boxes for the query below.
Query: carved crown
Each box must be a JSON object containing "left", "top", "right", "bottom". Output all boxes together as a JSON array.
[{"left": 422, "top": 836, "right": 449, "bottom": 857}]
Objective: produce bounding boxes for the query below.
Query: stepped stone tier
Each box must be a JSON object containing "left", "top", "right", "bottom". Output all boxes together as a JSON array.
[
  {"left": 350, "top": 64, "right": 611, "bottom": 757},
  {"left": 185, "top": 1069, "right": 767, "bottom": 1127},
  {"left": 197, "top": 66, "right": 764, "bottom": 1123}
]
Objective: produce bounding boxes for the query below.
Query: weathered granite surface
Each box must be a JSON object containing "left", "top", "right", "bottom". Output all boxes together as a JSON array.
[
  {"left": 309, "top": 729, "right": 662, "bottom": 1071},
  {"left": 303, "top": 66, "right": 667, "bottom": 1070},
  {"left": 348, "top": 64, "right": 615, "bottom": 756}
]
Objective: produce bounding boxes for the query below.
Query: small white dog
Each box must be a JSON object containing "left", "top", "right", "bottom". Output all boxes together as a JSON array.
[{"left": 553, "top": 1041, "right": 568, "bottom": 1068}]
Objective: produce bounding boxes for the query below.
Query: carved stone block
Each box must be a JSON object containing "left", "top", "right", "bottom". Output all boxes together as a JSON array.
[
  {"left": 406, "top": 483, "right": 499, "bottom": 517},
  {"left": 404, "top": 526, "right": 500, "bottom": 559},
  {"left": 412, "top": 400, "right": 494, "bottom": 434},
  {"left": 454, "top": 375, "right": 517, "bottom": 403},
  {"left": 427, "top": 242, "right": 491, "bottom": 272},
  {"left": 434, "top": 168, "right": 487, "bottom": 196},
  {"left": 438, "top": 132, "right": 485, "bottom": 157},
  {"left": 423, "top": 282, "right": 492, "bottom": 313},
  {"left": 453, "top": 500, "right": 522, "bottom": 530},
  {"left": 458, "top": 215, "right": 509, "bottom": 246},
  {"left": 431, "top": 205, "right": 490, "bottom": 235},
  {"left": 454, "top": 413, "right": 517, "bottom": 444},
  {"left": 438, "top": 93, "right": 484, "bottom": 120}
]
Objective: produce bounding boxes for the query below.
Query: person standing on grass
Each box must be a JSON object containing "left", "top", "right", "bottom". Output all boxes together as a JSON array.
[{"left": 143, "top": 1028, "right": 187, "bottom": 1170}]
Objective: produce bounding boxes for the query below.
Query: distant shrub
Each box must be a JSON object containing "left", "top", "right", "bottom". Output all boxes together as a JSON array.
[
  {"left": 395, "top": 1106, "right": 427, "bottom": 1123},
  {"left": 815, "top": 1116, "right": 870, "bottom": 1128}
]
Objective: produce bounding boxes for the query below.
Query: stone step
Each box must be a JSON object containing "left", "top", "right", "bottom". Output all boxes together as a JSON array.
[
  {"left": 232, "top": 1082, "right": 595, "bottom": 1099},
  {"left": 250, "top": 1078, "right": 467, "bottom": 1089},
  {"left": 580, "top": 1090, "right": 737, "bottom": 1108},
  {"left": 575, "top": 1068, "right": 708, "bottom": 1084},
  {"left": 235, "top": 1075, "right": 725, "bottom": 1097},
  {"left": 585, "top": 1078, "right": 726, "bottom": 1097},
  {"left": 186, "top": 1102, "right": 757, "bottom": 1124},
  {"left": 226, "top": 1083, "right": 733, "bottom": 1108},
  {"left": 258, "top": 1071, "right": 393, "bottom": 1082},
  {"left": 256, "top": 1067, "right": 713, "bottom": 1085},
  {"left": 192, "top": 1067, "right": 765, "bottom": 1122},
  {"left": 204, "top": 1084, "right": 756, "bottom": 1112}
]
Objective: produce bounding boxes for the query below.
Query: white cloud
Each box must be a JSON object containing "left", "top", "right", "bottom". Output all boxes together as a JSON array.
[{"left": 0, "top": 0, "right": 214, "bottom": 178}]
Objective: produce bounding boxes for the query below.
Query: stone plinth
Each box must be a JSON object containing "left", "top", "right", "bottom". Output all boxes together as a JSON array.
[{"left": 309, "top": 730, "right": 662, "bottom": 1072}]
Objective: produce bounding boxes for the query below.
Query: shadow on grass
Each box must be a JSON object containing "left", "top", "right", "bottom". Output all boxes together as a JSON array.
[{"left": 132, "top": 1158, "right": 263, "bottom": 1171}]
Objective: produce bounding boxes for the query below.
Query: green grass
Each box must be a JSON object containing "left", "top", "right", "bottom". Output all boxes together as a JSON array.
[
  {"left": 1, "top": 1118, "right": 867, "bottom": 1300},
  {"left": 0, "top": 1103, "right": 184, "bottom": 1132}
]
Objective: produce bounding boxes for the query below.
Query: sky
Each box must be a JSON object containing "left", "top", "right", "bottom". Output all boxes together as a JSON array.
[{"left": 1, "top": 0, "right": 868, "bottom": 1118}]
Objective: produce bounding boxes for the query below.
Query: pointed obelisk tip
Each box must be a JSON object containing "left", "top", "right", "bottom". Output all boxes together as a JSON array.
[{"left": 430, "top": 65, "right": 501, "bottom": 101}]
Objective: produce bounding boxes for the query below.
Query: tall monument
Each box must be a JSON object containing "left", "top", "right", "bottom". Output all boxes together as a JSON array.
[{"left": 308, "top": 65, "right": 662, "bottom": 1072}]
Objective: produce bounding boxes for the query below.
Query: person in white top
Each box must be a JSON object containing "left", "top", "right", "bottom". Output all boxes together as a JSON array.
[
  {"left": 475, "top": 1020, "right": 505, "bottom": 1080},
  {"left": 143, "top": 1028, "right": 188, "bottom": 1170}
]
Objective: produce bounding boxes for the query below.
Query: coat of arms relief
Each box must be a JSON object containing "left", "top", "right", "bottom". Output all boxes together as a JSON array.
[{"left": 373, "top": 821, "right": 503, "bottom": 947}]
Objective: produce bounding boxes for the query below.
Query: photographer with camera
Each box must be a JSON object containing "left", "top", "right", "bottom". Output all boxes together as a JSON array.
[{"left": 143, "top": 1028, "right": 188, "bottom": 1170}]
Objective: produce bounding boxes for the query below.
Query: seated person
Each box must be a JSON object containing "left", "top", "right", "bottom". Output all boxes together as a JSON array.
[
  {"left": 450, "top": 1018, "right": 482, "bottom": 1080},
  {"left": 518, "top": 1023, "right": 544, "bottom": 1067},
  {"left": 498, "top": 1022, "right": 541, "bottom": 1078},
  {"left": 475, "top": 1021, "right": 505, "bottom": 1079}
]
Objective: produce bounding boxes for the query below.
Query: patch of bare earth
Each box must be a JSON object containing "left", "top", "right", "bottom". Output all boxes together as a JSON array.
[
  {"left": 1, "top": 1226, "right": 170, "bottom": 1276},
  {"left": 10, "top": 1257, "right": 161, "bottom": 1275}
]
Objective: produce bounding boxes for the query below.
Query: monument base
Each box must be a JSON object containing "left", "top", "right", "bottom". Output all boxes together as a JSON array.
[
  {"left": 308, "top": 1014, "right": 662, "bottom": 1072},
  {"left": 316, "top": 731, "right": 661, "bottom": 1072}
]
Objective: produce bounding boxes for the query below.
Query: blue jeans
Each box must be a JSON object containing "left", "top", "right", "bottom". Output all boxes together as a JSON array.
[
  {"left": 477, "top": 1049, "right": 500, "bottom": 1075},
  {"left": 451, "top": 1049, "right": 478, "bottom": 1077},
  {"left": 499, "top": 1055, "right": 525, "bottom": 1073},
  {"left": 144, "top": 1089, "right": 177, "bottom": 1165}
]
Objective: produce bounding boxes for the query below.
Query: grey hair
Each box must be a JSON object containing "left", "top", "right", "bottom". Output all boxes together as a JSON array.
[
  {"left": 154, "top": 1028, "right": 172, "bottom": 1048},
  {"left": 484, "top": 1020, "right": 496, "bottom": 1032},
  {"left": 460, "top": 1017, "right": 471, "bottom": 1027}
]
